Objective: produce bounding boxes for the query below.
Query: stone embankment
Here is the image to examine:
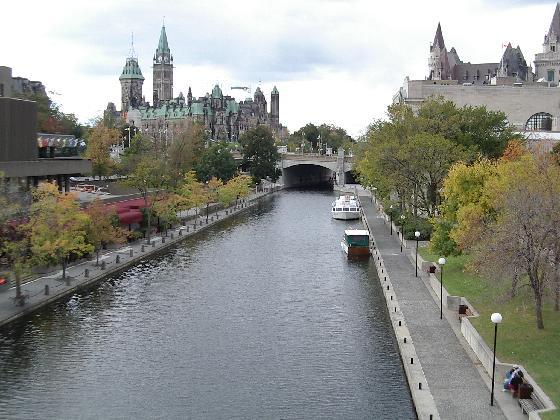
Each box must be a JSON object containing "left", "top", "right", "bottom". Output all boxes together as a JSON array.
[
  {"left": 359, "top": 194, "right": 509, "bottom": 420},
  {"left": 0, "top": 189, "right": 279, "bottom": 330}
]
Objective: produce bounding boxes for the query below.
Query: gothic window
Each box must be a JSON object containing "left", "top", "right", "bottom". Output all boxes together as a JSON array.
[
  {"left": 525, "top": 112, "right": 553, "bottom": 131},
  {"left": 465, "top": 70, "right": 469, "bottom": 80},
  {"left": 552, "top": 45, "right": 556, "bottom": 52},
  {"left": 547, "top": 70, "right": 555, "bottom": 82}
]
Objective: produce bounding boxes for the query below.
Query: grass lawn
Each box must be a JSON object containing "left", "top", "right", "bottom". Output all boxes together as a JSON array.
[{"left": 419, "top": 248, "right": 560, "bottom": 419}]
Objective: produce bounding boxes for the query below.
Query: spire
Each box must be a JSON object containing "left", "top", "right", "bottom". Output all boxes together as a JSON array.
[
  {"left": 157, "top": 24, "right": 170, "bottom": 55},
  {"left": 271, "top": 86, "right": 279, "bottom": 95},
  {"left": 433, "top": 22, "right": 446, "bottom": 49},
  {"left": 128, "top": 32, "right": 136, "bottom": 58},
  {"left": 549, "top": 3, "right": 560, "bottom": 36}
]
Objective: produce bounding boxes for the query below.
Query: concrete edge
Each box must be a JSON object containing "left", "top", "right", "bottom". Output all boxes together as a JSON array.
[
  {"left": 361, "top": 210, "right": 440, "bottom": 420},
  {"left": 0, "top": 190, "right": 279, "bottom": 330}
]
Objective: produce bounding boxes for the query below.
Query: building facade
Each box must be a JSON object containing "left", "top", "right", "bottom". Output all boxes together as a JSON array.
[
  {"left": 395, "top": 3, "right": 560, "bottom": 132},
  {"left": 108, "top": 25, "right": 286, "bottom": 142},
  {"left": 0, "top": 66, "right": 46, "bottom": 99}
]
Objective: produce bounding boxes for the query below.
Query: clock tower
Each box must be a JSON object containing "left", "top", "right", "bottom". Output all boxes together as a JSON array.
[{"left": 153, "top": 24, "right": 173, "bottom": 104}]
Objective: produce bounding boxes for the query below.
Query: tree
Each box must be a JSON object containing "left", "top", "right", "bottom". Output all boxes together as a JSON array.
[
  {"left": 178, "top": 170, "right": 207, "bottom": 218},
  {"left": 195, "top": 141, "right": 237, "bottom": 182},
  {"left": 153, "top": 194, "right": 182, "bottom": 234},
  {"left": 294, "top": 123, "right": 320, "bottom": 150},
  {"left": 85, "top": 123, "right": 121, "bottom": 179},
  {"left": 205, "top": 177, "right": 223, "bottom": 222},
  {"left": 29, "top": 184, "right": 93, "bottom": 279},
  {"left": 124, "top": 156, "right": 170, "bottom": 242},
  {"left": 168, "top": 123, "right": 206, "bottom": 179},
  {"left": 85, "top": 199, "right": 127, "bottom": 265},
  {"left": 240, "top": 125, "right": 281, "bottom": 184},
  {"left": 469, "top": 154, "right": 560, "bottom": 329}
]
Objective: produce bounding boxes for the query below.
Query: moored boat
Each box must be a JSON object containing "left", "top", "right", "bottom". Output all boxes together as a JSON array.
[
  {"left": 332, "top": 195, "right": 361, "bottom": 220},
  {"left": 341, "top": 229, "right": 370, "bottom": 258}
]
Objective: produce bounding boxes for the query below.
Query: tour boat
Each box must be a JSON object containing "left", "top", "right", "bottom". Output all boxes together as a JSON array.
[
  {"left": 331, "top": 195, "right": 361, "bottom": 220},
  {"left": 341, "top": 229, "right": 371, "bottom": 258}
]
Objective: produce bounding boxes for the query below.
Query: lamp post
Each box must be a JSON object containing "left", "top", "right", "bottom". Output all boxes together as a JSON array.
[
  {"left": 438, "top": 257, "right": 446, "bottom": 319},
  {"left": 400, "top": 214, "right": 405, "bottom": 252},
  {"left": 415, "top": 231, "right": 421, "bottom": 277},
  {"left": 490, "top": 312, "right": 503, "bottom": 406},
  {"left": 389, "top": 205, "right": 393, "bottom": 235}
]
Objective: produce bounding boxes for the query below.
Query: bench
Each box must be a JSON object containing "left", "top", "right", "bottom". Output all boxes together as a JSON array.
[{"left": 519, "top": 389, "right": 546, "bottom": 414}]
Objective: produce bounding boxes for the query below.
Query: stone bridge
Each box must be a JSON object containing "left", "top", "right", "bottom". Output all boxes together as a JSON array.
[{"left": 280, "top": 151, "right": 355, "bottom": 188}]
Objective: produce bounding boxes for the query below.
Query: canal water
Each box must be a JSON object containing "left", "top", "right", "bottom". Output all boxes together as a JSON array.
[{"left": 0, "top": 190, "right": 414, "bottom": 419}]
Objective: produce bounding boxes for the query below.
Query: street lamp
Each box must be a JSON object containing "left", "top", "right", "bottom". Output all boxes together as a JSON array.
[
  {"left": 490, "top": 312, "right": 503, "bottom": 406},
  {"left": 415, "top": 231, "right": 421, "bottom": 277},
  {"left": 389, "top": 205, "right": 393, "bottom": 235},
  {"left": 438, "top": 257, "right": 446, "bottom": 319},
  {"left": 400, "top": 214, "right": 405, "bottom": 252}
]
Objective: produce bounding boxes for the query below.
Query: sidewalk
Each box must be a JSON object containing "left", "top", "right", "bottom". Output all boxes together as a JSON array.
[
  {"left": 359, "top": 195, "right": 517, "bottom": 419},
  {"left": 0, "top": 190, "right": 275, "bottom": 329}
]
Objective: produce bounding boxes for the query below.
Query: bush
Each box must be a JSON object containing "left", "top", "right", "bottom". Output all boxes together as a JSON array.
[{"left": 403, "top": 217, "right": 432, "bottom": 240}]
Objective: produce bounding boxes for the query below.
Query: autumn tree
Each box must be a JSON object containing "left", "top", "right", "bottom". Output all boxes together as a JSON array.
[
  {"left": 205, "top": 177, "right": 223, "bottom": 221},
  {"left": 168, "top": 123, "right": 207, "bottom": 179},
  {"left": 85, "top": 123, "right": 121, "bottom": 179},
  {"left": 29, "top": 184, "right": 93, "bottom": 280},
  {"left": 124, "top": 156, "right": 170, "bottom": 242},
  {"left": 153, "top": 194, "right": 182, "bottom": 234},
  {"left": 85, "top": 199, "right": 127, "bottom": 265},
  {"left": 467, "top": 154, "right": 560, "bottom": 329},
  {"left": 178, "top": 171, "right": 207, "bottom": 218}
]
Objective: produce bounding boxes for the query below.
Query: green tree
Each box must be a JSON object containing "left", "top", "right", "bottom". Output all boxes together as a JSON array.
[
  {"left": 240, "top": 125, "right": 280, "bottom": 184},
  {"left": 29, "top": 184, "right": 93, "bottom": 279},
  {"left": 195, "top": 141, "right": 237, "bottom": 182}
]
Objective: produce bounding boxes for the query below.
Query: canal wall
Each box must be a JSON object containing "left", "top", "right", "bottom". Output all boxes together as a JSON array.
[
  {"left": 360, "top": 204, "right": 440, "bottom": 420},
  {"left": 0, "top": 189, "right": 280, "bottom": 330}
]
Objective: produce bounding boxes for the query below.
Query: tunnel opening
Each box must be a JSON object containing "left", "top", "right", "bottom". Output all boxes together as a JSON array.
[
  {"left": 344, "top": 170, "right": 358, "bottom": 185},
  {"left": 282, "top": 164, "right": 335, "bottom": 189}
]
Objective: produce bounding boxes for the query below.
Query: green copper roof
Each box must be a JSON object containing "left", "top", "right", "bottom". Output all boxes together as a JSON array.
[
  {"left": 119, "top": 57, "right": 145, "bottom": 80},
  {"left": 157, "top": 25, "right": 170, "bottom": 55},
  {"left": 271, "top": 86, "right": 279, "bottom": 95},
  {"left": 226, "top": 99, "right": 239, "bottom": 114},
  {"left": 211, "top": 84, "right": 222, "bottom": 98}
]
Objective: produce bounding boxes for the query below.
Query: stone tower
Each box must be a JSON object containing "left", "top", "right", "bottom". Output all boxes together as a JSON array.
[
  {"left": 153, "top": 24, "right": 173, "bottom": 104},
  {"left": 254, "top": 87, "right": 267, "bottom": 117},
  {"left": 535, "top": 3, "right": 560, "bottom": 83},
  {"left": 270, "top": 86, "right": 279, "bottom": 126},
  {"left": 428, "top": 23, "right": 451, "bottom": 80},
  {"left": 119, "top": 55, "right": 144, "bottom": 113}
]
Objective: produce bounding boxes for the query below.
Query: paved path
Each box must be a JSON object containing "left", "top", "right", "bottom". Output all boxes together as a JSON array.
[
  {"left": 360, "top": 195, "right": 509, "bottom": 419},
  {"left": 0, "top": 191, "right": 274, "bottom": 329}
]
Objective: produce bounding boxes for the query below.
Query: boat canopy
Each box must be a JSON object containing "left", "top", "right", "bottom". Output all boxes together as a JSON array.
[{"left": 345, "top": 229, "right": 369, "bottom": 236}]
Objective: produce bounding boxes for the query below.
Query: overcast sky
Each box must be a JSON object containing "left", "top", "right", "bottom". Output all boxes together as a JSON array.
[{"left": 0, "top": 0, "right": 556, "bottom": 137}]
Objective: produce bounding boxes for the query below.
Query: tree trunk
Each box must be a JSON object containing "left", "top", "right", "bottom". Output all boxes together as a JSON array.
[
  {"left": 510, "top": 272, "right": 519, "bottom": 298},
  {"left": 206, "top": 203, "right": 209, "bottom": 222},
  {"left": 555, "top": 284, "right": 559, "bottom": 311},
  {"left": 15, "top": 270, "right": 22, "bottom": 304},
  {"left": 96, "top": 249, "right": 100, "bottom": 266},
  {"left": 531, "top": 277, "right": 545, "bottom": 329},
  {"left": 62, "top": 259, "right": 67, "bottom": 279},
  {"left": 146, "top": 208, "right": 152, "bottom": 242}
]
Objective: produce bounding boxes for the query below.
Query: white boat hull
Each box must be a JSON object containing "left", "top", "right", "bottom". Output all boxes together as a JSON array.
[{"left": 332, "top": 210, "right": 361, "bottom": 220}]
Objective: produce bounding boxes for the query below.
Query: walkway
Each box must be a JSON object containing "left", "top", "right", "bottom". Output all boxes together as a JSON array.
[
  {"left": 359, "top": 195, "right": 510, "bottom": 419},
  {"left": 0, "top": 191, "right": 273, "bottom": 329}
]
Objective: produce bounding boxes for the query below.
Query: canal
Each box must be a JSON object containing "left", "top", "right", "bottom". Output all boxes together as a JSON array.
[{"left": 0, "top": 190, "right": 415, "bottom": 419}]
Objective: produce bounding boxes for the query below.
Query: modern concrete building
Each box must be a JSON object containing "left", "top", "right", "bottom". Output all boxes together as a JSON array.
[
  {"left": 0, "top": 97, "right": 91, "bottom": 193},
  {"left": 395, "top": 4, "right": 560, "bottom": 133}
]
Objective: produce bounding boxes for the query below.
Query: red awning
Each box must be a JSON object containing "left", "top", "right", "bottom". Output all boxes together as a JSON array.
[{"left": 118, "top": 210, "right": 143, "bottom": 225}]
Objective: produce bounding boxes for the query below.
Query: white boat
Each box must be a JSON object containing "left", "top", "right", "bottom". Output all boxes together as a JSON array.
[{"left": 332, "top": 195, "right": 361, "bottom": 220}]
